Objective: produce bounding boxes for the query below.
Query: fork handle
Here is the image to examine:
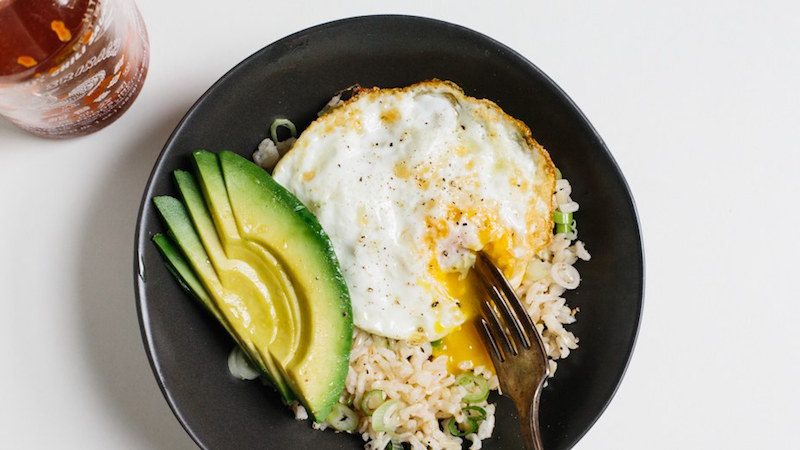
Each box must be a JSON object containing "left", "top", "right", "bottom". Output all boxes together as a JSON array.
[{"left": 517, "top": 388, "right": 545, "bottom": 450}]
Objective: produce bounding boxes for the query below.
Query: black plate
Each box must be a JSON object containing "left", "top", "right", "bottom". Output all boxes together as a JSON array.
[{"left": 134, "top": 15, "right": 643, "bottom": 450}]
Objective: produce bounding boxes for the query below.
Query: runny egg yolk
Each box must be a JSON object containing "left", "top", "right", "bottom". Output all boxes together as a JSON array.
[
  {"left": 425, "top": 207, "right": 523, "bottom": 376},
  {"left": 431, "top": 266, "right": 496, "bottom": 375}
]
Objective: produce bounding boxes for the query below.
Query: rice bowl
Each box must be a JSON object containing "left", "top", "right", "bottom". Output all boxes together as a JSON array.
[{"left": 135, "top": 16, "right": 643, "bottom": 450}]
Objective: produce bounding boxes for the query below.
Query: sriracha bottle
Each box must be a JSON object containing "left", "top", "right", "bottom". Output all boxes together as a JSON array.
[{"left": 0, "top": 0, "right": 149, "bottom": 138}]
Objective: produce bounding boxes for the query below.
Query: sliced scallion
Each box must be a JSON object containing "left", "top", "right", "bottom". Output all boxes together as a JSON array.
[
  {"left": 270, "top": 118, "right": 297, "bottom": 143},
  {"left": 456, "top": 373, "right": 489, "bottom": 403},
  {"left": 553, "top": 210, "right": 573, "bottom": 225},
  {"left": 444, "top": 417, "right": 479, "bottom": 437},
  {"left": 325, "top": 403, "right": 358, "bottom": 432},
  {"left": 463, "top": 405, "right": 487, "bottom": 421},
  {"left": 360, "top": 389, "right": 386, "bottom": 415},
  {"left": 371, "top": 399, "right": 400, "bottom": 432},
  {"left": 555, "top": 168, "right": 562, "bottom": 180},
  {"left": 430, "top": 339, "right": 443, "bottom": 349},
  {"left": 555, "top": 223, "right": 570, "bottom": 234}
]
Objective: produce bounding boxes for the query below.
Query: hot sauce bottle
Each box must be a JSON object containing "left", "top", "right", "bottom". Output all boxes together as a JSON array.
[{"left": 0, "top": 0, "right": 149, "bottom": 138}]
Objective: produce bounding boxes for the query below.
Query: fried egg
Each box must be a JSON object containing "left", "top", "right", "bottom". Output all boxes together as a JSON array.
[{"left": 273, "top": 80, "right": 555, "bottom": 372}]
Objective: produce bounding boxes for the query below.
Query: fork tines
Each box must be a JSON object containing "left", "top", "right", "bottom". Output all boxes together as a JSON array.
[{"left": 474, "top": 252, "right": 545, "bottom": 362}]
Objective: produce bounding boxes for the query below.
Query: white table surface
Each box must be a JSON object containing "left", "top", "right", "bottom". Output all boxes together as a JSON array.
[{"left": 2, "top": 1, "right": 798, "bottom": 448}]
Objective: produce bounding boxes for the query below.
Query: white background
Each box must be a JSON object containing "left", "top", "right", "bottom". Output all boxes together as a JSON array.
[{"left": 1, "top": 0, "right": 798, "bottom": 448}]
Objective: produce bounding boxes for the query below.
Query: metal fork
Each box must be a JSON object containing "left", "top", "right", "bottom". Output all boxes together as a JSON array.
[{"left": 474, "top": 251, "right": 549, "bottom": 450}]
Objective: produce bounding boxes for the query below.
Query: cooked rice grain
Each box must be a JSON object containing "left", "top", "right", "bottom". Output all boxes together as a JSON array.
[{"left": 344, "top": 331, "right": 495, "bottom": 450}]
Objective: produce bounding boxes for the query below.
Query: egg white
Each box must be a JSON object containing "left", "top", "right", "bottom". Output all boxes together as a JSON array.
[{"left": 273, "top": 80, "right": 555, "bottom": 342}]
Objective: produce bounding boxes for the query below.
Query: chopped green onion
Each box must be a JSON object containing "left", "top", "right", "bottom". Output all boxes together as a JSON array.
[
  {"left": 360, "top": 389, "right": 386, "bottom": 414},
  {"left": 325, "top": 403, "right": 358, "bottom": 432},
  {"left": 555, "top": 223, "right": 571, "bottom": 234},
  {"left": 445, "top": 417, "right": 479, "bottom": 436},
  {"left": 371, "top": 399, "right": 400, "bottom": 432},
  {"left": 430, "top": 339, "right": 443, "bottom": 349},
  {"left": 463, "top": 405, "right": 487, "bottom": 421},
  {"left": 553, "top": 210, "right": 573, "bottom": 225},
  {"left": 555, "top": 168, "right": 562, "bottom": 180},
  {"left": 456, "top": 373, "right": 489, "bottom": 403},
  {"left": 445, "top": 418, "right": 460, "bottom": 436},
  {"left": 270, "top": 118, "right": 297, "bottom": 143}
]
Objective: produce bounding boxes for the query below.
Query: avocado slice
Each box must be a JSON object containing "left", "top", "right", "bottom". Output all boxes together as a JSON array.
[
  {"left": 189, "top": 154, "right": 299, "bottom": 371},
  {"left": 190, "top": 151, "right": 240, "bottom": 248},
  {"left": 152, "top": 233, "right": 269, "bottom": 389},
  {"left": 219, "top": 150, "right": 352, "bottom": 422},
  {"left": 152, "top": 233, "right": 219, "bottom": 322},
  {"left": 152, "top": 195, "right": 294, "bottom": 401},
  {"left": 189, "top": 154, "right": 301, "bottom": 353},
  {"left": 169, "top": 171, "right": 297, "bottom": 401}
]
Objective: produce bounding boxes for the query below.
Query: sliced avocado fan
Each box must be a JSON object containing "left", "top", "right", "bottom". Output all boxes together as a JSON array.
[
  {"left": 152, "top": 150, "right": 352, "bottom": 422},
  {"left": 151, "top": 233, "right": 268, "bottom": 382},
  {"left": 169, "top": 169, "right": 296, "bottom": 400},
  {"left": 152, "top": 195, "right": 293, "bottom": 400}
]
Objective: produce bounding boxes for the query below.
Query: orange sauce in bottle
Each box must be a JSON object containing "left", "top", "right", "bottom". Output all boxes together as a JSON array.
[{"left": 0, "top": 0, "right": 149, "bottom": 137}]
